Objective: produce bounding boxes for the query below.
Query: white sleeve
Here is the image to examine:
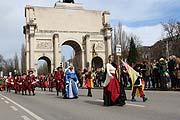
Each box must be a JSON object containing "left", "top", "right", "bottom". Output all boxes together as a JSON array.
[{"left": 106, "top": 63, "right": 113, "bottom": 77}]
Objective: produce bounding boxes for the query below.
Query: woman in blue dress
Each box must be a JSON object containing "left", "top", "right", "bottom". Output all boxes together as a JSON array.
[{"left": 64, "top": 65, "right": 78, "bottom": 99}]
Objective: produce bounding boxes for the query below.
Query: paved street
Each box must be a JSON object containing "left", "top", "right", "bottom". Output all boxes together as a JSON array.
[{"left": 0, "top": 89, "right": 180, "bottom": 120}]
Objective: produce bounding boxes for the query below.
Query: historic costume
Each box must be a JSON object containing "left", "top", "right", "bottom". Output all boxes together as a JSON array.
[
  {"left": 22, "top": 73, "right": 28, "bottom": 95},
  {"left": 103, "top": 55, "right": 126, "bottom": 106},
  {"left": 39, "top": 74, "right": 46, "bottom": 91},
  {"left": 16, "top": 75, "right": 23, "bottom": 94},
  {"left": 6, "top": 76, "right": 14, "bottom": 92},
  {"left": 131, "top": 65, "right": 148, "bottom": 102},
  {"left": 48, "top": 73, "right": 54, "bottom": 92},
  {"left": 86, "top": 71, "right": 94, "bottom": 97},
  {"left": 64, "top": 65, "right": 78, "bottom": 99},
  {"left": 26, "top": 71, "right": 36, "bottom": 96},
  {"left": 54, "top": 67, "right": 64, "bottom": 96}
]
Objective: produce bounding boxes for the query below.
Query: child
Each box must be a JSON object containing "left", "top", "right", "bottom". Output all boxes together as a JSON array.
[{"left": 131, "top": 68, "right": 148, "bottom": 102}]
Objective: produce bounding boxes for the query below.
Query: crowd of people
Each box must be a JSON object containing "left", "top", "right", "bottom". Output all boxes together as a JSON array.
[
  {"left": 121, "top": 55, "right": 180, "bottom": 90},
  {"left": 1, "top": 54, "right": 180, "bottom": 107}
]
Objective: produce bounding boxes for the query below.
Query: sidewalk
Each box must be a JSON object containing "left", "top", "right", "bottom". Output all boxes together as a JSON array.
[{"left": 87, "top": 86, "right": 180, "bottom": 91}]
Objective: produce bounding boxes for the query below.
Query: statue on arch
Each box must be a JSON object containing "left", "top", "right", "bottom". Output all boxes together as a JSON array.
[{"left": 63, "top": 0, "right": 74, "bottom": 3}]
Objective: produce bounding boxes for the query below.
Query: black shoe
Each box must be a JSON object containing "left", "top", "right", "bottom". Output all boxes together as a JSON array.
[
  {"left": 143, "top": 97, "right": 148, "bottom": 102},
  {"left": 87, "top": 94, "right": 92, "bottom": 97},
  {"left": 74, "top": 96, "right": 78, "bottom": 99},
  {"left": 63, "top": 96, "right": 68, "bottom": 99}
]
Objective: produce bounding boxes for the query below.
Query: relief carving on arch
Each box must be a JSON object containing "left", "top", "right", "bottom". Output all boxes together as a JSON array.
[
  {"left": 36, "top": 41, "right": 53, "bottom": 49},
  {"left": 91, "top": 41, "right": 104, "bottom": 51}
]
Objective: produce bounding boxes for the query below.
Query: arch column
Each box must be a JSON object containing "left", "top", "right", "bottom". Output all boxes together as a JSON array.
[
  {"left": 29, "top": 34, "right": 35, "bottom": 70},
  {"left": 26, "top": 34, "right": 30, "bottom": 71},
  {"left": 81, "top": 50, "right": 85, "bottom": 69},
  {"left": 85, "top": 35, "right": 91, "bottom": 70},
  {"left": 53, "top": 34, "right": 60, "bottom": 69}
]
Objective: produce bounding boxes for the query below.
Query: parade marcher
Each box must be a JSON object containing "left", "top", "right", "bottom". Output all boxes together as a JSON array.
[
  {"left": 39, "top": 74, "right": 46, "bottom": 91},
  {"left": 64, "top": 64, "right": 79, "bottom": 99},
  {"left": 48, "top": 73, "right": 54, "bottom": 92},
  {"left": 22, "top": 73, "right": 28, "bottom": 95},
  {"left": 96, "top": 68, "right": 105, "bottom": 87},
  {"left": 82, "top": 68, "right": 88, "bottom": 88},
  {"left": 6, "top": 75, "right": 13, "bottom": 92},
  {"left": 26, "top": 70, "right": 36, "bottom": 96},
  {"left": 16, "top": 74, "right": 23, "bottom": 94},
  {"left": 85, "top": 71, "right": 94, "bottom": 97},
  {"left": 103, "top": 55, "right": 126, "bottom": 106},
  {"left": 54, "top": 66, "right": 64, "bottom": 96},
  {"left": 121, "top": 61, "right": 148, "bottom": 102},
  {"left": 131, "top": 65, "right": 148, "bottom": 102}
]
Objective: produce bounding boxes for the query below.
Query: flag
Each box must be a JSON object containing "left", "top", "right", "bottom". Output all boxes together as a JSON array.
[{"left": 121, "top": 61, "right": 139, "bottom": 88}]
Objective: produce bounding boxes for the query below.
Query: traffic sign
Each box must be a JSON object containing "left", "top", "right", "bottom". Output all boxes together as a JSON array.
[{"left": 116, "top": 45, "right": 121, "bottom": 56}]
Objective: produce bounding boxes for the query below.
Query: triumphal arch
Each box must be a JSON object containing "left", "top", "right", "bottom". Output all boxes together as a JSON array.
[{"left": 24, "top": 2, "right": 112, "bottom": 73}]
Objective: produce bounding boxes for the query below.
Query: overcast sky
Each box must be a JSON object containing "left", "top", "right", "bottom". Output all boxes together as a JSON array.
[{"left": 0, "top": 0, "right": 180, "bottom": 60}]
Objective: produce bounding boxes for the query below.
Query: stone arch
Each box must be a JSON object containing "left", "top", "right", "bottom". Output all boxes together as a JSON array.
[
  {"left": 60, "top": 38, "right": 83, "bottom": 51},
  {"left": 37, "top": 56, "right": 51, "bottom": 73},
  {"left": 91, "top": 56, "right": 103, "bottom": 70},
  {"left": 60, "top": 39, "right": 83, "bottom": 70}
]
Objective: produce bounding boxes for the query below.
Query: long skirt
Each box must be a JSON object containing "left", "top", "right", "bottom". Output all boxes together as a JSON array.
[
  {"left": 65, "top": 79, "right": 78, "bottom": 98},
  {"left": 103, "top": 74, "right": 126, "bottom": 106}
]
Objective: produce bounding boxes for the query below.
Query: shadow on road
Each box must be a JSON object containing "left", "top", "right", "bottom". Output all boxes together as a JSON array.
[{"left": 84, "top": 100, "right": 103, "bottom": 106}]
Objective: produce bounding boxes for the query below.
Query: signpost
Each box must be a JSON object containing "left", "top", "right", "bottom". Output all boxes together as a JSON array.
[{"left": 116, "top": 45, "right": 121, "bottom": 81}]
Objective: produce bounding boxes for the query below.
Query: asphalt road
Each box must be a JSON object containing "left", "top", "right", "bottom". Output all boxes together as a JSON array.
[{"left": 0, "top": 88, "right": 180, "bottom": 120}]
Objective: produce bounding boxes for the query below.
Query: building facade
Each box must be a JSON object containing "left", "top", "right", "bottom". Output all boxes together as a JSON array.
[{"left": 24, "top": 2, "right": 112, "bottom": 73}]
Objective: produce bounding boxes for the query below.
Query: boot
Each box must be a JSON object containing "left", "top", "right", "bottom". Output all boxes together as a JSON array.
[
  {"left": 143, "top": 97, "right": 148, "bottom": 102},
  {"left": 131, "top": 96, "right": 136, "bottom": 102}
]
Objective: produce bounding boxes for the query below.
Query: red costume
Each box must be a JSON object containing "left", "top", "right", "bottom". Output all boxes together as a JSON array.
[
  {"left": 26, "top": 71, "right": 36, "bottom": 96},
  {"left": 6, "top": 77, "right": 13, "bottom": 92},
  {"left": 22, "top": 74, "right": 28, "bottom": 95},
  {"left": 48, "top": 74, "right": 54, "bottom": 92},
  {"left": 54, "top": 68, "right": 64, "bottom": 96},
  {"left": 16, "top": 76, "right": 23, "bottom": 94}
]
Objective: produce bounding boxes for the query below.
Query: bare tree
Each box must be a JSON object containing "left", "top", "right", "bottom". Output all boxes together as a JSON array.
[
  {"left": 112, "top": 21, "right": 142, "bottom": 61},
  {"left": 14, "top": 52, "right": 20, "bottom": 74},
  {"left": 161, "top": 19, "right": 180, "bottom": 57},
  {"left": 0, "top": 54, "right": 5, "bottom": 71},
  {"left": 37, "top": 63, "right": 48, "bottom": 76},
  {"left": 161, "top": 19, "right": 180, "bottom": 41},
  {"left": 21, "top": 44, "right": 26, "bottom": 73},
  {"left": 4, "top": 58, "right": 14, "bottom": 76}
]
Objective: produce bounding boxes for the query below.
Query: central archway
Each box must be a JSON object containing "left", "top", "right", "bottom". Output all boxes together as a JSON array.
[{"left": 61, "top": 40, "right": 82, "bottom": 70}]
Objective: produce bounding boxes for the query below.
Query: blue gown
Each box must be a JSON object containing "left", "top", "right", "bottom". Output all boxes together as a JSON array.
[{"left": 64, "top": 69, "right": 78, "bottom": 98}]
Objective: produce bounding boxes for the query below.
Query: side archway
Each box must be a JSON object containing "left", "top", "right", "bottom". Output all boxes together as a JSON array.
[
  {"left": 91, "top": 56, "right": 103, "bottom": 70},
  {"left": 37, "top": 56, "right": 51, "bottom": 74}
]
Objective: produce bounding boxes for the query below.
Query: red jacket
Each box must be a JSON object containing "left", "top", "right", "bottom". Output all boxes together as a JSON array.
[{"left": 54, "top": 71, "right": 64, "bottom": 81}]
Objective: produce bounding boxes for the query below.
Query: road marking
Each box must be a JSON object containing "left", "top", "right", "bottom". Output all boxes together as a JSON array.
[
  {"left": 0, "top": 94, "right": 44, "bottom": 120},
  {"left": 126, "top": 103, "right": 145, "bottom": 108},
  {"left": 21, "top": 115, "right": 31, "bottom": 120},
  {"left": 96, "top": 99, "right": 145, "bottom": 108},
  {"left": 1, "top": 97, "right": 4, "bottom": 100},
  {"left": 10, "top": 106, "right": 18, "bottom": 111},
  {"left": 5, "top": 100, "right": 9, "bottom": 104}
]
